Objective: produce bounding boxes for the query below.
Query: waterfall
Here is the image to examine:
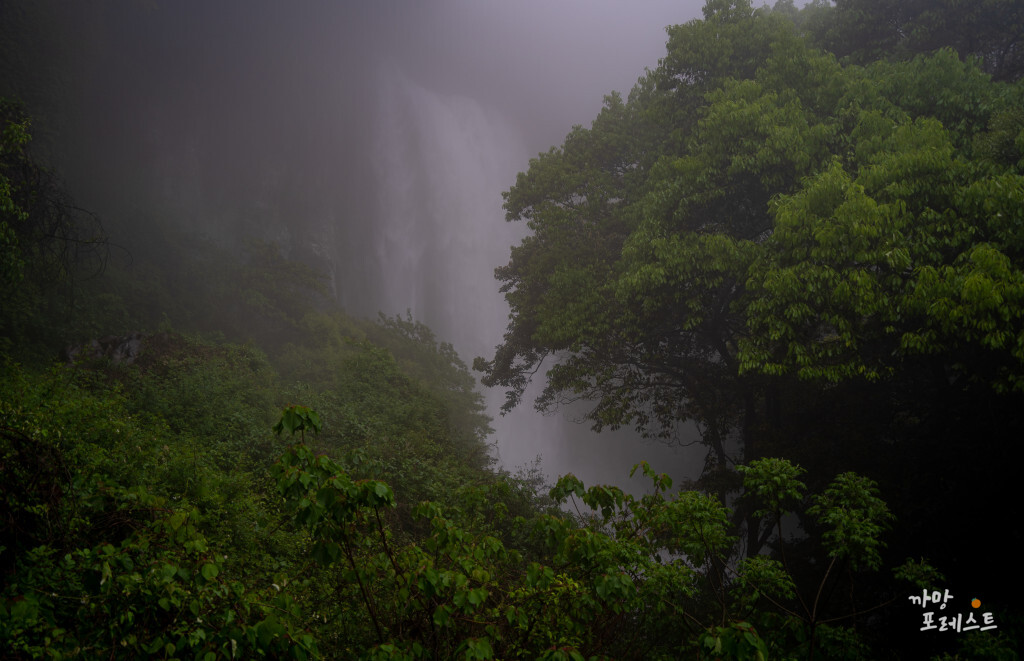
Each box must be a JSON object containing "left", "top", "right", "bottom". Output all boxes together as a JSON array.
[
  {"left": 371, "top": 63, "right": 524, "bottom": 359},
  {"left": 369, "top": 63, "right": 701, "bottom": 490}
]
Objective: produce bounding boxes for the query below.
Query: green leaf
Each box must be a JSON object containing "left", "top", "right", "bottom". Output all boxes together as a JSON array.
[{"left": 201, "top": 563, "right": 219, "bottom": 581}]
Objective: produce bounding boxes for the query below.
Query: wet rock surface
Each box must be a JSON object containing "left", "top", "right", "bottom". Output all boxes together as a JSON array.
[{"left": 64, "top": 332, "right": 144, "bottom": 365}]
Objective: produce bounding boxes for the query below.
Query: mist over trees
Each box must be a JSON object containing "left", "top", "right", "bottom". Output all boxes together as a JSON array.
[{"left": 3, "top": 0, "right": 1023, "bottom": 659}]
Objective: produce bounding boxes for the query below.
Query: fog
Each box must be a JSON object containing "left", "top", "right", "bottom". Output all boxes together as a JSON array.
[{"left": 5, "top": 0, "right": 716, "bottom": 491}]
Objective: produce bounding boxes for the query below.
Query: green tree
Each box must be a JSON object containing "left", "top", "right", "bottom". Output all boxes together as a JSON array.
[
  {"left": 478, "top": 6, "right": 1024, "bottom": 643},
  {"left": 478, "top": 4, "right": 853, "bottom": 533},
  {"left": 477, "top": 3, "right": 815, "bottom": 466},
  {"left": 0, "top": 98, "right": 108, "bottom": 358},
  {"left": 808, "top": 0, "right": 1024, "bottom": 82}
]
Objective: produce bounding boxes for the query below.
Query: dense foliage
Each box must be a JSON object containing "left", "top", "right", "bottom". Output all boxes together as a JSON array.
[
  {"left": 3, "top": 1, "right": 1023, "bottom": 659},
  {"left": 477, "top": 0, "right": 1024, "bottom": 657}
]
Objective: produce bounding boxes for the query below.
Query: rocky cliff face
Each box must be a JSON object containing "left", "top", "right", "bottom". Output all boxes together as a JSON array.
[{"left": 65, "top": 332, "right": 144, "bottom": 366}]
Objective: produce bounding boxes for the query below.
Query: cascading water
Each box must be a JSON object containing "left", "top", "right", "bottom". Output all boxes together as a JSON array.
[
  {"left": 370, "top": 62, "right": 525, "bottom": 358},
  {"left": 369, "top": 64, "right": 703, "bottom": 490},
  {"left": 370, "top": 63, "right": 553, "bottom": 473}
]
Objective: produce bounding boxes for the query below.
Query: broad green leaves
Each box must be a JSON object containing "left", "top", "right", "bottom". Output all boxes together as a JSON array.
[
  {"left": 0, "top": 482, "right": 315, "bottom": 660},
  {"left": 743, "top": 110, "right": 1024, "bottom": 388},
  {"left": 739, "top": 457, "right": 806, "bottom": 518},
  {"left": 272, "top": 407, "right": 917, "bottom": 658},
  {"left": 808, "top": 472, "right": 893, "bottom": 571},
  {"left": 273, "top": 404, "right": 323, "bottom": 439},
  {"left": 1, "top": 351, "right": 938, "bottom": 660}
]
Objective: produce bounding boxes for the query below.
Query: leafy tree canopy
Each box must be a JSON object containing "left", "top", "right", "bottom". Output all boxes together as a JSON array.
[
  {"left": 480, "top": 0, "right": 1024, "bottom": 459},
  {"left": 478, "top": 5, "right": 1024, "bottom": 648},
  {"left": 807, "top": 0, "right": 1024, "bottom": 82}
]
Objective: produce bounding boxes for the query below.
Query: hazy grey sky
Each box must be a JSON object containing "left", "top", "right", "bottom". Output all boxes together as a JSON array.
[
  {"left": 55, "top": 0, "right": 710, "bottom": 191},
  {"left": 380, "top": 0, "right": 709, "bottom": 146}
]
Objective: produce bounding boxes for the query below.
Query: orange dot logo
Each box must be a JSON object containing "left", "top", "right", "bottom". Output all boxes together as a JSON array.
[{"left": 971, "top": 598, "right": 981, "bottom": 608}]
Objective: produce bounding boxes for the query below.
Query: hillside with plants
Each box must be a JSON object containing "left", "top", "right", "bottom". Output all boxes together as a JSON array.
[{"left": 4, "top": 1, "right": 1024, "bottom": 659}]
